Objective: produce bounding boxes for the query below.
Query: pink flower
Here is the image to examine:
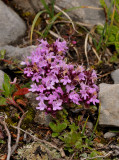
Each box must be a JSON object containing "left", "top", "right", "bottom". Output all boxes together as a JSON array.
[
  {"left": 29, "top": 83, "right": 38, "bottom": 92},
  {"left": 60, "top": 76, "right": 71, "bottom": 85},
  {"left": 80, "top": 89, "right": 88, "bottom": 100},
  {"left": 42, "top": 77, "right": 55, "bottom": 90},
  {"left": 48, "top": 92, "right": 59, "bottom": 104},
  {"left": 36, "top": 101, "right": 47, "bottom": 110},
  {"left": 24, "top": 68, "right": 33, "bottom": 77},
  {"left": 55, "top": 87, "right": 63, "bottom": 95},
  {"left": 36, "top": 93, "right": 48, "bottom": 101},
  {"left": 54, "top": 39, "right": 68, "bottom": 53},
  {"left": 32, "top": 73, "right": 42, "bottom": 82},
  {"left": 88, "top": 95, "right": 99, "bottom": 105},
  {"left": 72, "top": 41, "right": 77, "bottom": 44},
  {"left": 52, "top": 99, "right": 63, "bottom": 110},
  {"left": 23, "top": 39, "right": 99, "bottom": 114},
  {"left": 37, "top": 85, "right": 46, "bottom": 93},
  {"left": 66, "top": 85, "right": 75, "bottom": 93},
  {"left": 69, "top": 91, "right": 80, "bottom": 105},
  {"left": 78, "top": 72, "right": 85, "bottom": 81}
]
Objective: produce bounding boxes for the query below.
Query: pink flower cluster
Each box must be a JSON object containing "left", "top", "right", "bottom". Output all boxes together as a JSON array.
[{"left": 23, "top": 39, "right": 99, "bottom": 114}]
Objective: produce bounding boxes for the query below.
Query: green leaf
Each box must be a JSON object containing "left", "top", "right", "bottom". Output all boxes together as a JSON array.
[
  {"left": 0, "top": 140, "right": 5, "bottom": 144},
  {"left": 40, "top": 0, "right": 52, "bottom": 17},
  {"left": 0, "top": 96, "right": 7, "bottom": 105},
  {"left": 49, "top": 122, "right": 67, "bottom": 133},
  {"left": 62, "top": 131, "right": 81, "bottom": 147},
  {"left": 110, "top": 54, "right": 119, "bottom": 63},
  {"left": 10, "top": 84, "right": 15, "bottom": 95},
  {"left": 2, "top": 73, "right": 11, "bottom": 97},
  {"left": 75, "top": 138, "right": 82, "bottom": 149},
  {"left": 52, "top": 132, "right": 59, "bottom": 137},
  {"left": 69, "top": 122, "right": 78, "bottom": 132},
  {"left": 0, "top": 49, "right": 6, "bottom": 59},
  {"left": 82, "top": 116, "right": 89, "bottom": 135},
  {"left": 96, "top": 25, "right": 104, "bottom": 35},
  {"left": 43, "top": 11, "right": 62, "bottom": 37},
  {"left": 51, "top": 0, "right": 55, "bottom": 18},
  {"left": 88, "top": 151, "right": 103, "bottom": 160},
  {"left": 80, "top": 153, "right": 88, "bottom": 158},
  {"left": 30, "top": 10, "right": 46, "bottom": 42}
]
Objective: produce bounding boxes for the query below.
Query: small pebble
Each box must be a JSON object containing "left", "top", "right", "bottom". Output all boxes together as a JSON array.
[{"left": 104, "top": 132, "right": 117, "bottom": 139}]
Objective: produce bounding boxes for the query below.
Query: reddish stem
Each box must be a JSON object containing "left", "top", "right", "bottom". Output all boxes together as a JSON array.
[{"left": 7, "top": 98, "right": 24, "bottom": 114}]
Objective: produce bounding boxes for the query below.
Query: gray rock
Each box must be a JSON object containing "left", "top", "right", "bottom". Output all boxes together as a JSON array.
[
  {"left": 56, "top": 0, "right": 110, "bottom": 25},
  {"left": 12, "top": 0, "right": 111, "bottom": 26},
  {"left": 0, "top": 0, "right": 26, "bottom": 46},
  {"left": 86, "top": 121, "right": 93, "bottom": 130},
  {"left": 104, "top": 132, "right": 117, "bottom": 139},
  {"left": 34, "top": 111, "right": 52, "bottom": 126},
  {"left": 11, "top": 0, "right": 44, "bottom": 15},
  {"left": 111, "top": 69, "right": 119, "bottom": 84},
  {"left": 99, "top": 83, "right": 119, "bottom": 127},
  {"left": 0, "top": 45, "right": 36, "bottom": 62},
  {"left": 25, "top": 92, "right": 52, "bottom": 126},
  {"left": 0, "top": 70, "right": 4, "bottom": 89}
]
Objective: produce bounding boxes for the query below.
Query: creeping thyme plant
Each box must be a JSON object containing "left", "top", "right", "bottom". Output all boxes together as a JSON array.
[{"left": 22, "top": 39, "right": 99, "bottom": 115}]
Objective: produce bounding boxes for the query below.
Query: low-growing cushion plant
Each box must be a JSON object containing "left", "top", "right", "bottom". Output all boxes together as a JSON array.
[{"left": 22, "top": 39, "right": 99, "bottom": 115}]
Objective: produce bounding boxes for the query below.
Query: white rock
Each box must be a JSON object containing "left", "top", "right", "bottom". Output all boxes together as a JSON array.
[
  {"left": 104, "top": 132, "right": 117, "bottom": 139},
  {"left": 0, "top": 45, "right": 36, "bottom": 62},
  {"left": 99, "top": 83, "right": 119, "bottom": 127},
  {"left": 0, "top": 70, "right": 4, "bottom": 89},
  {"left": 0, "top": 0, "right": 26, "bottom": 46},
  {"left": 111, "top": 69, "right": 119, "bottom": 84}
]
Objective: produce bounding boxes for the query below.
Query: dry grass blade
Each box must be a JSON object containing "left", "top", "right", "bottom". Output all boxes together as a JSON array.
[
  {"left": 54, "top": 5, "right": 78, "bottom": 33},
  {"left": 92, "top": 47, "right": 101, "bottom": 62},
  {"left": 53, "top": 20, "right": 92, "bottom": 27},
  {"left": 73, "top": 46, "right": 80, "bottom": 61},
  {"left": 49, "top": 30, "right": 64, "bottom": 40},
  {"left": 82, "top": 6, "right": 103, "bottom": 10},
  {"left": 84, "top": 33, "right": 89, "bottom": 66}
]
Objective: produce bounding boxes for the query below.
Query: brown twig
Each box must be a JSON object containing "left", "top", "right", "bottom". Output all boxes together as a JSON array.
[
  {"left": 7, "top": 98, "right": 24, "bottom": 114},
  {"left": 81, "top": 151, "right": 112, "bottom": 160},
  {"left": 97, "top": 71, "right": 112, "bottom": 79},
  {"left": 0, "top": 112, "right": 27, "bottom": 159},
  {"left": 10, "top": 112, "right": 27, "bottom": 155},
  {"left": 69, "top": 152, "right": 75, "bottom": 160},
  {"left": 1, "top": 59, "right": 23, "bottom": 72},
  {"left": 0, "top": 117, "right": 11, "bottom": 160}
]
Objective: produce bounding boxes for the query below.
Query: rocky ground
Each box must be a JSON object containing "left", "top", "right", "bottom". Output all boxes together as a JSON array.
[{"left": 0, "top": 0, "right": 119, "bottom": 159}]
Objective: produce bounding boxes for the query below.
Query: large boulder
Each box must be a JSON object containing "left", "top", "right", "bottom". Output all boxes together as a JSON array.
[
  {"left": 12, "top": 0, "right": 111, "bottom": 26},
  {"left": 99, "top": 83, "right": 119, "bottom": 127},
  {"left": 0, "top": 0, "right": 26, "bottom": 46},
  {"left": 55, "top": 0, "right": 110, "bottom": 25}
]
